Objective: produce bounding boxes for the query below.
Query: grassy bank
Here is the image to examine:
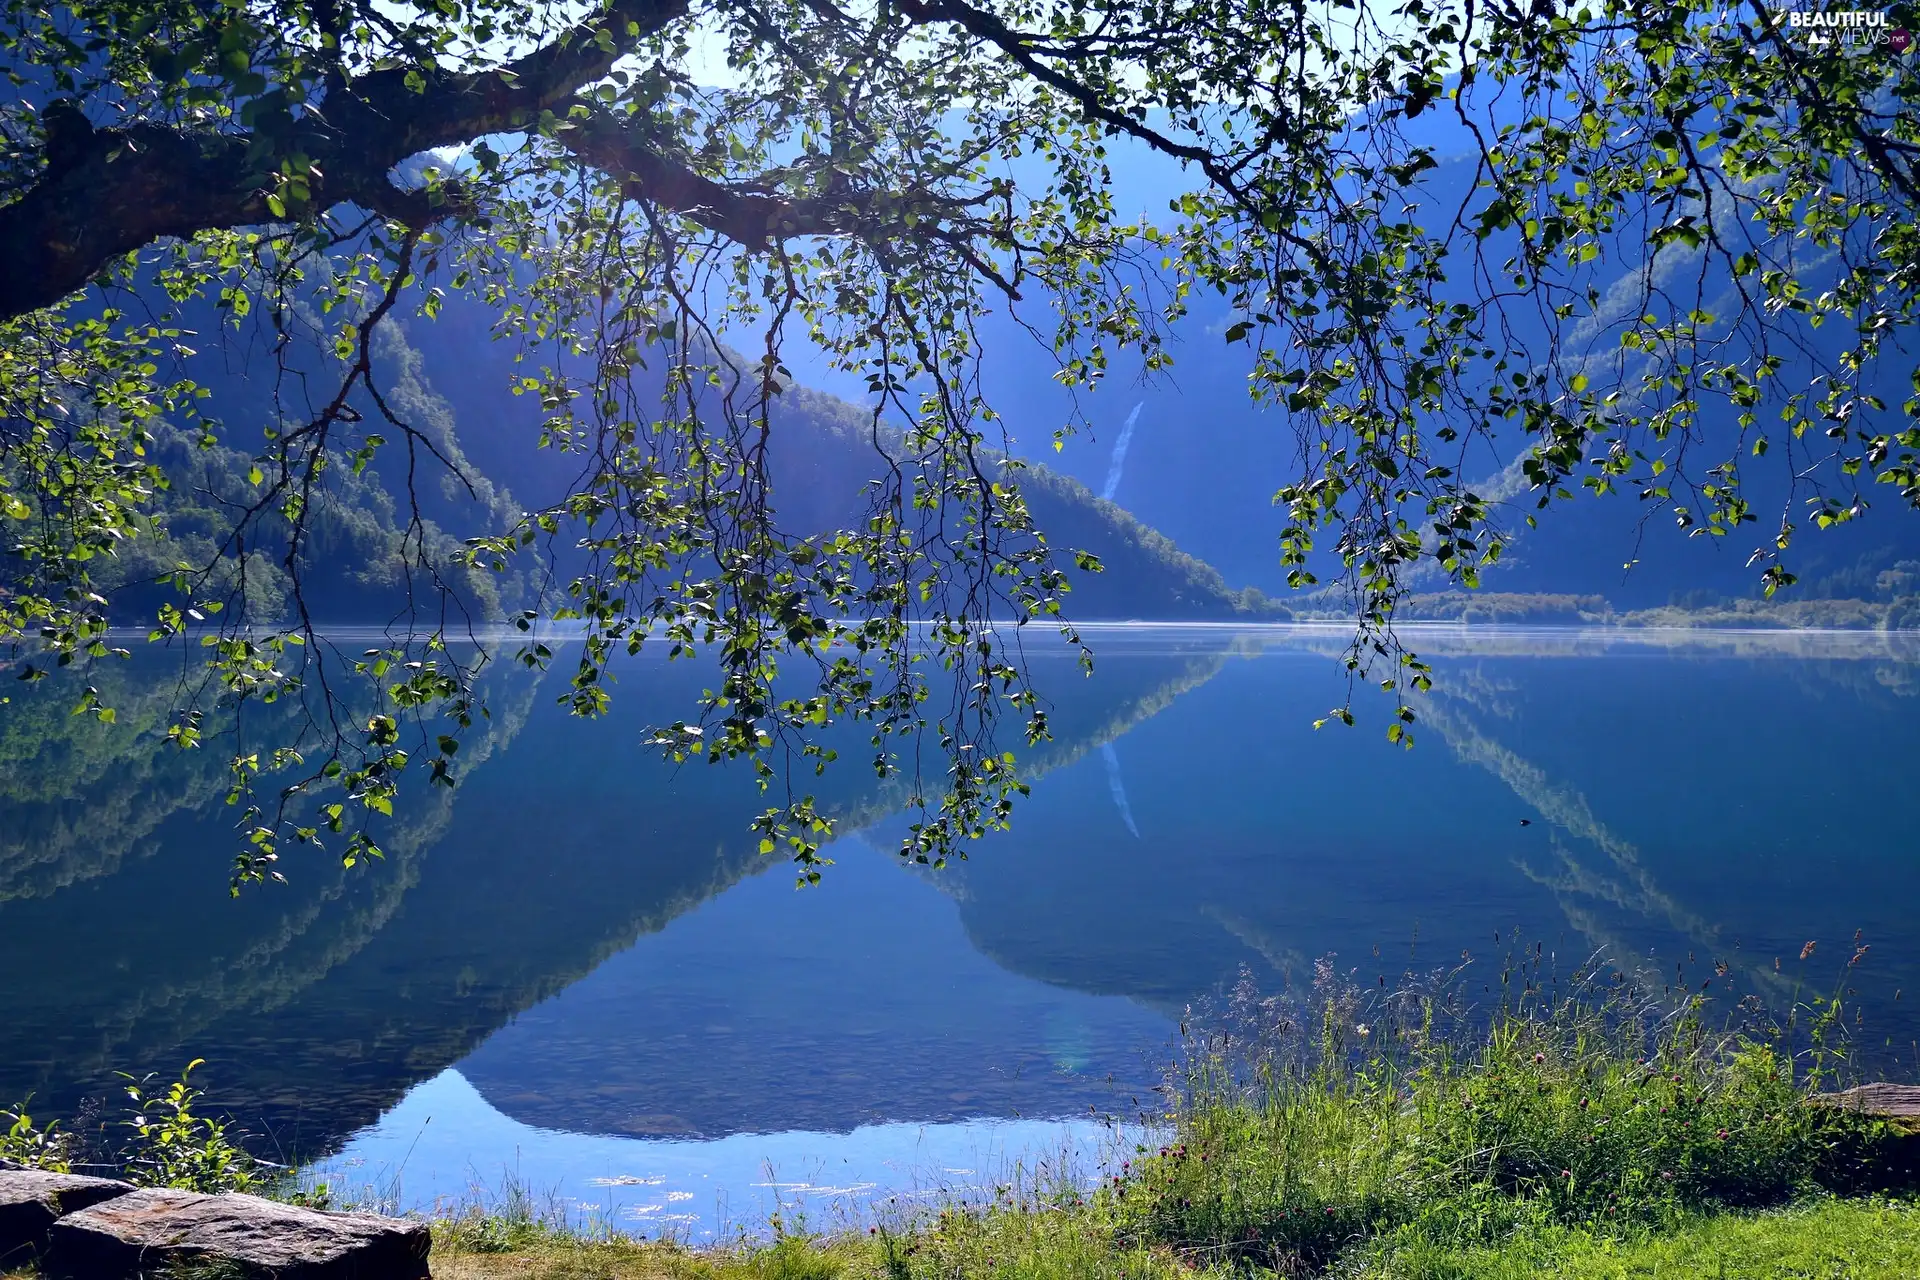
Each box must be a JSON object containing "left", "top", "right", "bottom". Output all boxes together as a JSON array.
[
  {"left": 9, "top": 961, "right": 1919, "bottom": 1277},
  {"left": 407, "top": 958, "right": 1920, "bottom": 1278},
  {"left": 423, "top": 1197, "right": 1920, "bottom": 1278},
  {"left": 6, "top": 1197, "right": 1917, "bottom": 1279}
]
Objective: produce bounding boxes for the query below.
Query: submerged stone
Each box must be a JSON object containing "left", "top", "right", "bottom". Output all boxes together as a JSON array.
[
  {"left": 47, "top": 1188, "right": 430, "bottom": 1279},
  {"left": 0, "top": 1169, "right": 135, "bottom": 1268}
]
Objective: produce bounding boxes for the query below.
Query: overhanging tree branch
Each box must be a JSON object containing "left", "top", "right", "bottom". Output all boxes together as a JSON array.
[
  {"left": 0, "top": 0, "right": 690, "bottom": 319},
  {"left": 554, "top": 108, "right": 1000, "bottom": 251}
]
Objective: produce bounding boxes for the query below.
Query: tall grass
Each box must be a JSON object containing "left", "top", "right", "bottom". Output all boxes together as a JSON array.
[{"left": 1101, "top": 946, "right": 1914, "bottom": 1275}]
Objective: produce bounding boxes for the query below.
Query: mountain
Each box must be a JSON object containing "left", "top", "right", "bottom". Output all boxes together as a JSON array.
[
  {"left": 25, "top": 277, "right": 1281, "bottom": 632},
  {"left": 747, "top": 128, "right": 1918, "bottom": 614},
  {"left": 388, "top": 301, "right": 1280, "bottom": 621}
]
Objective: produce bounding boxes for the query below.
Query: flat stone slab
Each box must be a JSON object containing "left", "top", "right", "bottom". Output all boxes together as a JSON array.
[
  {"left": 48, "top": 1188, "right": 430, "bottom": 1279},
  {"left": 1817, "top": 1083, "right": 1920, "bottom": 1122},
  {"left": 0, "top": 1170, "right": 135, "bottom": 1267}
]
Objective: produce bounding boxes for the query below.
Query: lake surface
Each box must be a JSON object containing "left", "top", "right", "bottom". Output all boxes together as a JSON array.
[{"left": 4, "top": 624, "right": 1918, "bottom": 1236}]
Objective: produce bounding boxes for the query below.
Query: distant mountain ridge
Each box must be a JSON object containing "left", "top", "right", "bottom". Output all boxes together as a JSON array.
[
  {"left": 389, "top": 302, "right": 1285, "bottom": 623},
  {"left": 788, "top": 114, "right": 1918, "bottom": 615},
  {"left": 32, "top": 280, "right": 1285, "bottom": 630},
  {"left": 28, "top": 209, "right": 1913, "bottom": 634}
]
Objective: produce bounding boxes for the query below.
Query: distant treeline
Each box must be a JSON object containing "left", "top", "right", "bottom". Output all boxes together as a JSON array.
[{"left": 1290, "top": 588, "right": 1920, "bottom": 631}]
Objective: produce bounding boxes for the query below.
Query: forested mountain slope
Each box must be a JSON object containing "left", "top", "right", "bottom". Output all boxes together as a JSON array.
[{"left": 16, "top": 283, "right": 1276, "bottom": 628}]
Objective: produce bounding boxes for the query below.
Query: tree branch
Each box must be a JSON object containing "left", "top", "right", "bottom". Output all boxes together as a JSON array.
[
  {"left": 556, "top": 107, "right": 1001, "bottom": 253},
  {"left": 0, "top": 0, "right": 688, "bottom": 320}
]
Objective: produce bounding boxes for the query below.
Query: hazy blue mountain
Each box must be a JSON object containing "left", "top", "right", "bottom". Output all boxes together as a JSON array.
[
  {"left": 746, "top": 125, "right": 1920, "bottom": 612},
  {"left": 388, "top": 302, "right": 1275, "bottom": 622}
]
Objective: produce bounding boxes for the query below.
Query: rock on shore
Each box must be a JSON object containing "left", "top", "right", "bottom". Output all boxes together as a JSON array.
[
  {"left": 0, "top": 1170, "right": 135, "bottom": 1267},
  {"left": 46, "top": 1187, "right": 431, "bottom": 1279}
]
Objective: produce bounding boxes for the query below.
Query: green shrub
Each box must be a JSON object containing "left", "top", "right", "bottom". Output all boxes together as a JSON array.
[
  {"left": 1, "top": 1060, "right": 256, "bottom": 1193},
  {"left": 118, "top": 1060, "right": 258, "bottom": 1194},
  {"left": 0, "top": 1100, "right": 72, "bottom": 1173}
]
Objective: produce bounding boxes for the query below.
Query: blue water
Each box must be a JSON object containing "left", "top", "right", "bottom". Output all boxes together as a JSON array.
[
  {"left": 320, "top": 1070, "right": 1128, "bottom": 1238},
  {"left": 3, "top": 624, "right": 1918, "bottom": 1236}
]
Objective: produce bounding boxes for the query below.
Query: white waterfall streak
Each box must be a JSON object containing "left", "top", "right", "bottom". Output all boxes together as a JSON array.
[
  {"left": 1101, "top": 742, "right": 1142, "bottom": 838},
  {"left": 1100, "top": 402, "right": 1145, "bottom": 502}
]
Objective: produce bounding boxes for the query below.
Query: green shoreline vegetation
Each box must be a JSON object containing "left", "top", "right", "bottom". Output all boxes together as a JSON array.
[
  {"left": 8, "top": 960, "right": 1920, "bottom": 1278},
  {"left": 422, "top": 1198, "right": 1920, "bottom": 1280},
  {"left": 1285, "top": 590, "right": 1920, "bottom": 632}
]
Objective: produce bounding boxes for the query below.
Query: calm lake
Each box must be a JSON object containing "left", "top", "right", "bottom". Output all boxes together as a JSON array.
[{"left": 4, "top": 624, "right": 1918, "bottom": 1236}]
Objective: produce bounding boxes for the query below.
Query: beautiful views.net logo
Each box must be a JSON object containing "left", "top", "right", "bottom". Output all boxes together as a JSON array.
[{"left": 1769, "top": 8, "right": 1914, "bottom": 51}]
